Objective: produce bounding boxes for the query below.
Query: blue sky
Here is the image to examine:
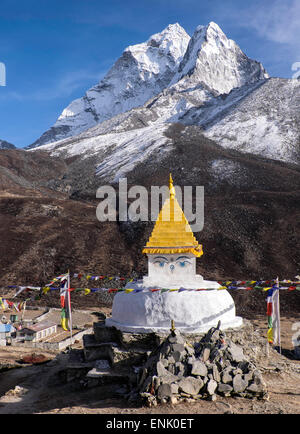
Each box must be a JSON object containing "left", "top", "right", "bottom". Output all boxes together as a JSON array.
[{"left": 0, "top": 0, "right": 299, "bottom": 148}]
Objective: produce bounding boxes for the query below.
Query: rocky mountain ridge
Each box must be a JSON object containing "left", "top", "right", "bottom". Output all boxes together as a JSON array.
[
  {"left": 27, "top": 22, "right": 299, "bottom": 170},
  {"left": 29, "top": 23, "right": 190, "bottom": 148},
  {"left": 29, "top": 21, "right": 270, "bottom": 153},
  {"left": 0, "top": 139, "right": 16, "bottom": 150}
]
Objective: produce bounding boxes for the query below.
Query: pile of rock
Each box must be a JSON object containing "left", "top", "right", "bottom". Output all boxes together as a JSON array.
[{"left": 137, "top": 322, "right": 267, "bottom": 406}]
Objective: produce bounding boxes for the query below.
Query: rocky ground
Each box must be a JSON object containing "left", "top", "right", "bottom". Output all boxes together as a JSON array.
[{"left": 0, "top": 310, "right": 299, "bottom": 415}]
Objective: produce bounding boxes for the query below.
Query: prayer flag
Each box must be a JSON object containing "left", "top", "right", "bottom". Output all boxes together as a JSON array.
[
  {"left": 267, "top": 327, "right": 273, "bottom": 344},
  {"left": 266, "top": 278, "right": 281, "bottom": 348},
  {"left": 271, "top": 282, "right": 281, "bottom": 347},
  {"left": 60, "top": 273, "right": 72, "bottom": 332}
]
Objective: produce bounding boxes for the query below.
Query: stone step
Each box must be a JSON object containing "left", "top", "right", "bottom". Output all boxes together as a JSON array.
[
  {"left": 87, "top": 367, "right": 126, "bottom": 379},
  {"left": 93, "top": 322, "right": 123, "bottom": 344},
  {"left": 83, "top": 334, "right": 116, "bottom": 363},
  {"left": 83, "top": 333, "right": 116, "bottom": 348},
  {"left": 93, "top": 322, "right": 160, "bottom": 351},
  {"left": 121, "top": 331, "right": 160, "bottom": 351},
  {"left": 111, "top": 346, "right": 147, "bottom": 368},
  {"left": 83, "top": 333, "right": 148, "bottom": 367},
  {"left": 84, "top": 370, "right": 132, "bottom": 391},
  {"left": 84, "top": 359, "right": 135, "bottom": 391}
]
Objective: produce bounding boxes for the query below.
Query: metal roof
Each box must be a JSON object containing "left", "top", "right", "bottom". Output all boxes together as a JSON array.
[
  {"left": 19, "top": 320, "right": 57, "bottom": 333},
  {"left": 0, "top": 323, "right": 15, "bottom": 333}
]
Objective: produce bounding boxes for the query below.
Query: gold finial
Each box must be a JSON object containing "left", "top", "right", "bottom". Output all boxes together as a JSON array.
[
  {"left": 169, "top": 173, "right": 175, "bottom": 199},
  {"left": 170, "top": 319, "right": 176, "bottom": 334}
]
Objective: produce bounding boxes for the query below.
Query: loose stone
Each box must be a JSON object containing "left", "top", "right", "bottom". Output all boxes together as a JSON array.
[
  {"left": 191, "top": 361, "right": 208, "bottom": 377},
  {"left": 213, "top": 365, "right": 221, "bottom": 382},
  {"left": 218, "top": 383, "right": 233, "bottom": 395},
  {"left": 207, "top": 379, "right": 218, "bottom": 395},
  {"left": 233, "top": 374, "right": 248, "bottom": 393},
  {"left": 171, "top": 350, "right": 182, "bottom": 363},
  {"left": 170, "top": 383, "right": 179, "bottom": 394},
  {"left": 157, "top": 383, "right": 172, "bottom": 400},
  {"left": 228, "top": 342, "right": 245, "bottom": 363},
  {"left": 222, "top": 369, "right": 233, "bottom": 384},
  {"left": 178, "top": 376, "right": 204, "bottom": 396},
  {"left": 203, "top": 348, "right": 210, "bottom": 362}
]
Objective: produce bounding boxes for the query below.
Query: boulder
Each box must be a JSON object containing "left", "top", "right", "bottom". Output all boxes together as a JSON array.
[
  {"left": 238, "top": 361, "right": 251, "bottom": 373},
  {"left": 167, "top": 364, "right": 175, "bottom": 374},
  {"left": 203, "top": 348, "right": 210, "bottom": 362},
  {"left": 191, "top": 361, "right": 208, "bottom": 377},
  {"left": 153, "top": 376, "right": 160, "bottom": 390},
  {"left": 246, "top": 382, "right": 264, "bottom": 394},
  {"left": 172, "top": 343, "right": 185, "bottom": 353},
  {"left": 186, "top": 345, "right": 195, "bottom": 356},
  {"left": 156, "top": 361, "right": 169, "bottom": 377},
  {"left": 213, "top": 365, "right": 221, "bottom": 383},
  {"left": 222, "top": 369, "right": 232, "bottom": 384},
  {"left": 233, "top": 374, "right": 248, "bottom": 393},
  {"left": 158, "top": 383, "right": 172, "bottom": 400},
  {"left": 218, "top": 383, "right": 233, "bottom": 395},
  {"left": 171, "top": 383, "right": 179, "bottom": 394},
  {"left": 167, "top": 356, "right": 176, "bottom": 364},
  {"left": 171, "top": 350, "right": 182, "bottom": 362},
  {"left": 178, "top": 377, "right": 204, "bottom": 395},
  {"left": 227, "top": 342, "right": 245, "bottom": 363},
  {"left": 206, "top": 379, "right": 218, "bottom": 395}
]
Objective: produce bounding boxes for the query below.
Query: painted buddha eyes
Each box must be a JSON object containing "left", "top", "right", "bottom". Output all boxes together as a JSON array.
[
  {"left": 153, "top": 256, "right": 191, "bottom": 269},
  {"left": 153, "top": 257, "right": 168, "bottom": 268}
]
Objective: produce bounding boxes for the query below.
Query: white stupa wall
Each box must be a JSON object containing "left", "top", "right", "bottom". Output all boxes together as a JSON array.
[
  {"left": 144, "top": 253, "right": 209, "bottom": 288},
  {"left": 106, "top": 286, "right": 243, "bottom": 333}
]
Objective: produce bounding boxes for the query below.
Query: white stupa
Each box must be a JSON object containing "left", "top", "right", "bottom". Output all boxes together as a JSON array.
[{"left": 106, "top": 175, "right": 243, "bottom": 334}]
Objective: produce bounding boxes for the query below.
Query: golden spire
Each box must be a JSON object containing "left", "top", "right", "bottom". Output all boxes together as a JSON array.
[
  {"left": 169, "top": 173, "right": 175, "bottom": 199},
  {"left": 142, "top": 174, "right": 203, "bottom": 257}
]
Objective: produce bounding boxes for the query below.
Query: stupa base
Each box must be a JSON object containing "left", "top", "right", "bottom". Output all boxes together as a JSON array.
[
  {"left": 105, "top": 316, "right": 243, "bottom": 334},
  {"left": 105, "top": 281, "right": 243, "bottom": 334}
]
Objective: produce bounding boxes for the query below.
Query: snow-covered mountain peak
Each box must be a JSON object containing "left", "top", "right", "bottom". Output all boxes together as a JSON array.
[
  {"left": 170, "top": 22, "right": 269, "bottom": 94},
  {"left": 122, "top": 23, "right": 190, "bottom": 74},
  {"left": 29, "top": 21, "right": 269, "bottom": 150},
  {"left": 205, "top": 21, "right": 234, "bottom": 47},
  {"left": 30, "top": 23, "right": 190, "bottom": 148},
  {"left": 206, "top": 21, "right": 225, "bottom": 32},
  {"left": 144, "top": 23, "right": 190, "bottom": 61}
]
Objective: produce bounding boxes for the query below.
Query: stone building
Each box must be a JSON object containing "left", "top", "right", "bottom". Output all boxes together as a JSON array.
[{"left": 17, "top": 320, "right": 57, "bottom": 342}]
